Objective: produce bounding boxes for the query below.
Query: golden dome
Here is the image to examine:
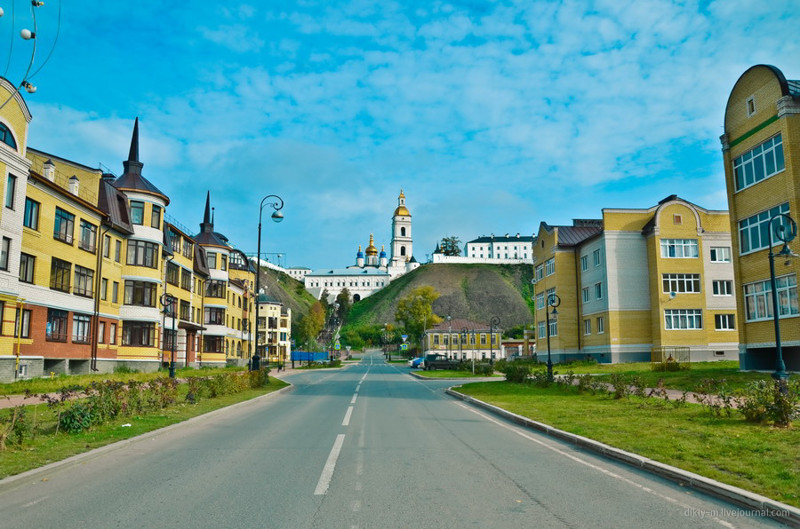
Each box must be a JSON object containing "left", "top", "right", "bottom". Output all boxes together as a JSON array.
[
  {"left": 365, "top": 233, "right": 378, "bottom": 256},
  {"left": 394, "top": 189, "right": 410, "bottom": 216}
]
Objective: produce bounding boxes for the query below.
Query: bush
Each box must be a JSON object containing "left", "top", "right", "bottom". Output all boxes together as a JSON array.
[
  {"left": 739, "top": 379, "right": 800, "bottom": 426},
  {"left": 114, "top": 365, "right": 139, "bottom": 374},
  {"left": 60, "top": 402, "right": 94, "bottom": 433},
  {"left": 496, "top": 360, "right": 531, "bottom": 383}
]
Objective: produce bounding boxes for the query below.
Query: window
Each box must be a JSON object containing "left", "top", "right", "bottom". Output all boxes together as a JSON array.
[
  {"left": 182, "top": 239, "right": 193, "bottom": 259},
  {"left": 738, "top": 203, "right": 790, "bottom": 255},
  {"left": 46, "top": 308, "right": 68, "bottom": 341},
  {"left": 535, "top": 265, "right": 543, "bottom": 281},
  {"left": 662, "top": 274, "right": 701, "bottom": 294},
  {"left": 180, "top": 300, "right": 191, "bottom": 321},
  {"left": 19, "top": 253, "right": 34, "bottom": 283},
  {"left": 665, "top": 309, "right": 703, "bottom": 330},
  {"left": 710, "top": 247, "right": 731, "bottom": 262},
  {"left": 673, "top": 214, "right": 682, "bottom": 225},
  {"left": 163, "top": 329, "right": 177, "bottom": 350},
  {"left": 537, "top": 321, "right": 545, "bottom": 339},
  {"left": 593, "top": 249, "right": 601, "bottom": 266},
  {"left": 221, "top": 255, "right": 227, "bottom": 271},
  {"left": 204, "top": 307, "right": 225, "bottom": 325},
  {"left": 101, "top": 278, "right": 108, "bottom": 300},
  {"left": 73, "top": 314, "right": 91, "bottom": 343},
  {"left": 53, "top": 207, "right": 75, "bottom": 244},
  {"left": 79, "top": 220, "right": 97, "bottom": 253},
  {"left": 168, "top": 229, "right": 181, "bottom": 252},
  {"left": 580, "top": 255, "right": 588, "bottom": 271},
  {"left": 582, "top": 287, "right": 590, "bottom": 303},
  {"left": 124, "top": 280, "right": 158, "bottom": 307},
  {"left": 205, "top": 280, "right": 226, "bottom": 298},
  {"left": 23, "top": 198, "right": 39, "bottom": 230},
  {"left": 73, "top": 265, "right": 94, "bottom": 297},
  {"left": 733, "top": 134, "right": 784, "bottom": 191},
  {"left": 130, "top": 201, "right": 144, "bottom": 225},
  {"left": 584, "top": 319, "right": 591, "bottom": 335},
  {"left": 115, "top": 240, "right": 121, "bottom": 262},
  {"left": 595, "top": 282, "right": 603, "bottom": 300},
  {"left": 0, "top": 237, "right": 9, "bottom": 270},
  {"left": 712, "top": 280, "right": 733, "bottom": 296},
  {"left": 98, "top": 321, "right": 106, "bottom": 343},
  {"left": 112, "top": 281, "right": 119, "bottom": 303},
  {"left": 715, "top": 314, "right": 735, "bottom": 330},
  {"left": 744, "top": 274, "right": 799, "bottom": 321},
  {"left": 545, "top": 258, "right": 555, "bottom": 276},
  {"left": 103, "top": 235, "right": 111, "bottom": 258},
  {"left": 0, "top": 122, "right": 17, "bottom": 149},
  {"left": 660, "top": 238, "right": 698, "bottom": 258},
  {"left": 50, "top": 258, "right": 71, "bottom": 292},
  {"left": 207, "top": 252, "right": 217, "bottom": 269},
  {"left": 127, "top": 240, "right": 159, "bottom": 268},
  {"left": 548, "top": 319, "right": 557, "bottom": 337},
  {"left": 166, "top": 261, "right": 180, "bottom": 286},
  {"left": 151, "top": 205, "right": 161, "bottom": 229},
  {"left": 181, "top": 268, "right": 192, "bottom": 291},
  {"left": 14, "top": 308, "right": 31, "bottom": 338},
  {"left": 204, "top": 335, "right": 225, "bottom": 353},
  {"left": 110, "top": 323, "right": 117, "bottom": 344},
  {"left": 536, "top": 292, "right": 545, "bottom": 309},
  {"left": 5, "top": 174, "right": 15, "bottom": 208},
  {"left": 546, "top": 287, "right": 556, "bottom": 307},
  {"left": 746, "top": 95, "right": 756, "bottom": 117},
  {"left": 122, "top": 321, "right": 155, "bottom": 346},
  {"left": 596, "top": 316, "right": 604, "bottom": 334}
]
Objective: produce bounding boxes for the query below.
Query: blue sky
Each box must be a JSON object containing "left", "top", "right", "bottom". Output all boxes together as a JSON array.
[{"left": 7, "top": 1, "right": 800, "bottom": 269}]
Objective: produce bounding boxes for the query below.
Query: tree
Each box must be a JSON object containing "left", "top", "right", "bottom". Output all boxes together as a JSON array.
[
  {"left": 394, "top": 286, "right": 443, "bottom": 340},
  {"left": 297, "top": 301, "right": 326, "bottom": 347},
  {"left": 440, "top": 236, "right": 462, "bottom": 256},
  {"left": 335, "top": 288, "right": 352, "bottom": 322}
]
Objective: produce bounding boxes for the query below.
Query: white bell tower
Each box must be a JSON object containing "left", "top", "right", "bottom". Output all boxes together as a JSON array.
[{"left": 390, "top": 190, "right": 412, "bottom": 269}]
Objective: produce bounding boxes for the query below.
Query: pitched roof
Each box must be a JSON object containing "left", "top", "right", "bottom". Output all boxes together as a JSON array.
[
  {"left": 468, "top": 234, "right": 534, "bottom": 244},
  {"left": 427, "top": 318, "right": 501, "bottom": 332},
  {"left": 194, "top": 191, "right": 230, "bottom": 247}
]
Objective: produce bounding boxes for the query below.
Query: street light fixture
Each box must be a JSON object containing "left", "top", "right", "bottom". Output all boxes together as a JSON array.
[
  {"left": 489, "top": 316, "right": 500, "bottom": 364},
  {"left": 446, "top": 315, "right": 452, "bottom": 360},
  {"left": 253, "top": 194, "right": 284, "bottom": 371},
  {"left": 767, "top": 213, "right": 797, "bottom": 388},
  {"left": 461, "top": 327, "right": 472, "bottom": 374},
  {"left": 545, "top": 293, "right": 561, "bottom": 382}
]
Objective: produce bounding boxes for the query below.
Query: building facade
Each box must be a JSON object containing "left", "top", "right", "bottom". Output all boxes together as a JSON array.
[
  {"left": 464, "top": 233, "right": 535, "bottom": 262},
  {"left": 720, "top": 64, "right": 800, "bottom": 371},
  {"left": 422, "top": 318, "right": 505, "bottom": 361},
  {"left": 256, "top": 293, "right": 291, "bottom": 364},
  {"left": 532, "top": 197, "right": 737, "bottom": 364}
]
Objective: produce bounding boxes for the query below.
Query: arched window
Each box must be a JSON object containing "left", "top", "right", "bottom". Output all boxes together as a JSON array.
[
  {"left": 400, "top": 227, "right": 406, "bottom": 237},
  {"left": 0, "top": 123, "right": 17, "bottom": 150},
  {"left": 353, "top": 294, "right": 361, "bottom": 302},
  {"left": 400, "top": 246, "right": 406, "bottom": 256}
]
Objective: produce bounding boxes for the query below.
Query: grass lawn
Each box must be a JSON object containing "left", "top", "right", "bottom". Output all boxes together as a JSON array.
[
  {"left": 416, "top": 370, "right": 501, "bottom": 378},
  {"left": 552, "top": 360, "right": 792, "bottom": 393},
  {"left": 0, "top": 366, "right": 247, "bottom": 396},
  {"left": 457, "top": 381, "right": 800, "bottom": 507},
  {"left": 0, "top": 378, "right": 289, "bottom": 479}
]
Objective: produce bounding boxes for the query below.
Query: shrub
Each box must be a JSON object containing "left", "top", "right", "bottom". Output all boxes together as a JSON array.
[
  {"left": 609, "top": 373, "right": 632, "bottom": 400},
  {"left": 497, "top": 362, "right": 531, "bottom": 383},
  {"left": 693, "top": 378, "right": 736, "bottom": 418},
  {"left": 739, "top": 379, "right": 800, "bottom": 426},
  {"left": 114, "top": 365, "right": 139, "bottom": 374},
  {"left": 60, "top": 402, "right": 94, "bottom": 433}
]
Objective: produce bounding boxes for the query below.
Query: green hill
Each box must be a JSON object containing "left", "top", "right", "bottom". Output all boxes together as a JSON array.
[
  {"left": 256, "top": 266, "right": 318, "bottom": 335},
  {"left": 346, "top": 263, "right": 535, "bottom": 331}
]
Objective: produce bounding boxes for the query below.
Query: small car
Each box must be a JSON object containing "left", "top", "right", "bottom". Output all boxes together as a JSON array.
[{"left": 410, "top": 357, "right": 424, "bottom": 368}]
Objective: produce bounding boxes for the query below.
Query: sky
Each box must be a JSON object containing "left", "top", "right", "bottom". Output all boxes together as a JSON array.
[{"left": 4, "top": 1, "right": 799, "bottom": 270}]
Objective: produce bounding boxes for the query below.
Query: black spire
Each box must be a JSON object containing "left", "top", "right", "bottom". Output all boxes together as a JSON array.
[
  {"left": 121, "top": 117, "right": 143, "bottom": 177},
  {"left": 200, "top": 191, "right": 213, "bottom": 233}
]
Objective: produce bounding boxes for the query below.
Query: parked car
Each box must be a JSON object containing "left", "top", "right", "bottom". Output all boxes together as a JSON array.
[
  {"left": 423, "top": 354, "right": 460, "bottom": 370},
  {"left": 410, "top": 357, "right": 424, "bottom": 368}
]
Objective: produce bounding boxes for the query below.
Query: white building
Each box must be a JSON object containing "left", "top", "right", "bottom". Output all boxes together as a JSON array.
[{"left": 465, "top": 234, "right": 535, "bottom": 262}]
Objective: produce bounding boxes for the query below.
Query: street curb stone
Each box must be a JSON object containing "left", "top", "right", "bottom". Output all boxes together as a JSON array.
[
  {"left": 0, "top": 384, "right": 294, "bottom": 494},
  {"left": 446, "top": 387, "right": 800, "bottom": 527}
]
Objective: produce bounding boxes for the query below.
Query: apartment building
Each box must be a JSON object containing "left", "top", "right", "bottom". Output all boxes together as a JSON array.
[
  {"left": 532, "top": 196, "right": 737, "bottom": 363},
  {"left": 720, "top": 64, "right": 800, "bottom": 371},
  {"left": 256, "top": 293, "right": 292, "bottom": 364}
]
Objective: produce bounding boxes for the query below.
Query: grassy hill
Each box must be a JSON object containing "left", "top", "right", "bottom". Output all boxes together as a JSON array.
[
  {"left": 256, "top": 267, "right": 318, "bottom": 334},
  {"left": 346, "top": 263, "right": 535, "bottom": 331}
]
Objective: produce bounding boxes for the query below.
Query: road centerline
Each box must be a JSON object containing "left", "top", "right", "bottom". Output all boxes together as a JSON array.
[{"left": 314, "top": 434, "right": 346, "bottom": 496}]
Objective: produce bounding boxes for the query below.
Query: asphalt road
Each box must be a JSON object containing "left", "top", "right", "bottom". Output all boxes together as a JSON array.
[{"left": 0, "top": 353, "right": 789, "bottom": 529}]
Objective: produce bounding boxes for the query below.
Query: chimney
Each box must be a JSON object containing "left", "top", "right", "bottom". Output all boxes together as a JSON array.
[
  {"left": 43, "top": 159, "right": 55, "bottom": 181},
  {"left": 68, "top": 175, "right": 80, "bottom": 196}
]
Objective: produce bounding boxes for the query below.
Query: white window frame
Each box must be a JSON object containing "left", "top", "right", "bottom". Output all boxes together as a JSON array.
[
  {"left": 733, "top": 133, "right": 784, "bottom": 192},
  {"left": 596, "top": 316, "right": 604, "bottom": 334},
  {"left": 545, "top": 258, "right": 555, "bottom": 276},
  {"left": 714, "top": 314, "right": 736, "bottom": 330},
  {"left": 593, "top": 249, "right": 601, "bottom": 267},
  {"left": 664, "top": 309, "right": 703, "bottom": 330},
  {"left": 710, "top": 247, "right": 731, "bottom": 263},
  {"left": 582, "top": 287, "right": 590, "bottom": 303},
  {"left": 594, "top": 282, "right": 603, "bottom": 300},
  {"left": 660, "top": 239, "right": 698, "bottom": 258},
  {"left": 662, "top": 274, "right": 701, "bottom": 294},
  {"left": 738, "top": 203, "right": 790, "bottom": 255},
  {"left": 580, "top": 255, "right": 588, "bottom": 271},
  {"left": 584, "top": 319, "right": 591, "bottom": 335},
  {"left": 743, "top": 274, "right": 799, "bottom": 322},
  {"left": 712, "top": 280, "right": 733, "bottom": 296}
]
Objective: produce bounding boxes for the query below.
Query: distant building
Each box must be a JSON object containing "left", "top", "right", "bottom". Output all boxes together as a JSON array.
[
  {"left": 256, "top": 293, "right": 291, "bottom": 364},
  {"left": 465, "top": 234, "right": 535, "bottom": 262},
  {"left": 422, "top": 318, "right": 505, "bottom": 361},
  {"left": 305, "top": 191, "right": 420, "bottom": 303},
  {"left": 286, "top": 267, "right": 311, "bottom": 282},
  {"left": 720, "top": 64, "right": 800, "bottom": 371}
]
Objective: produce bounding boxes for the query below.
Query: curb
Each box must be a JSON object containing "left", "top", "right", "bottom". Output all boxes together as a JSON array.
[
  {"left": 409, "top": 371, "right": 501, "bottom": 382},
  {"left": 445, "top": 387, "right": 800, "bottom": 527},
  {"left": 0, "top": 384, "right": 294, "bottom": 493}
]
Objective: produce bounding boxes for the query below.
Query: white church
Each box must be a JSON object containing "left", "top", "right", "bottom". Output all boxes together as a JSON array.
[{"left": 304, "top": 191, "right": 420, "bottom": 302}]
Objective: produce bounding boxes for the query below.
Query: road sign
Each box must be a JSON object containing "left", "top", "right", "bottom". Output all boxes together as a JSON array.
[
  {"left": 400, "top": 343, "right": 408, "bottom": 351},
  {"left": 401, "top": 334, "right": 408, "bottom": 343},
  {"left": 334, "top": 340, "right": 341, "bottom": 350}
]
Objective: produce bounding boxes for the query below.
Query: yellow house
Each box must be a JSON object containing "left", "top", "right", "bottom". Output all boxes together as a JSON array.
[
  {"left": 720, "top": 64, "right": 800, "bottom": 371},
  {"left": 533, "top": 196, "right": 737, "bottom": 363},
  {"left": 256, "top": 293, "right": 292, "bottom": 364}
]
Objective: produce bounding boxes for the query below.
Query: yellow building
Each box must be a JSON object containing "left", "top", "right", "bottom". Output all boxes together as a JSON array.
[
  {"left": 720, "top": 65, "right": 800, "bottom": 371},
  {"left": 422, "top": 318, "right": 504, "bottom": 361},
  {"left": 532, "top": 196, "right": 737, "bottom": 363},
  {"left": 256, "top": 293, "right": 292, "bottom": 364}
]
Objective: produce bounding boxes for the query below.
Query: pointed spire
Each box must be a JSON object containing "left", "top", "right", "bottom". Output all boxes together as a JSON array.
[
  {"left": 200, "top": 191, "right": 213, "bottom": 233},
  {"left": 128, "top": 117, "right": 140, "bottom": 162}
]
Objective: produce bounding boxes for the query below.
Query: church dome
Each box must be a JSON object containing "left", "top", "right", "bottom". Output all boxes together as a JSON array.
[
  {"left": 356, "top": 244, "right": 364, "bottom": 259},
  {"left": 379, "top": 245, "right": 387, "bottom": 258},
  {"left": 365, "top": 234, "right": 378, "bottom": 256},
  {"left": 394, "top": 189, "right": 410, "bottom": 217}
]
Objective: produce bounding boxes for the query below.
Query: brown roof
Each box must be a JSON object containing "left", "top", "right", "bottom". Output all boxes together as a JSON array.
[{"left": 427, "top": 318, "right": 501, "bottom": 332}]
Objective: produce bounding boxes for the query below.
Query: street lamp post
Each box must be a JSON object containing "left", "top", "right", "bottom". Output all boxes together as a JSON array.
[
  {"left": 446, "top": 315, "right": 452, "bottom": 360},
  {"left": 489, "top": 316, "right": 500, "bottom": 364},
  {"left": 160, "top": 292, "right": 177, "bottom": 379},
  {"left": 767, "top": 213, "right": 797, "bottom": 388},
  {"left": 545, "top": 294, "right": 561, "bottom": 382},
  {"left": 253, "top": 195, "right": 284, "bottom": 371},
  {"left": 462, "top": 328, "right": 472, "bottom": 374}
]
